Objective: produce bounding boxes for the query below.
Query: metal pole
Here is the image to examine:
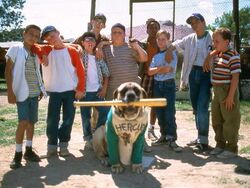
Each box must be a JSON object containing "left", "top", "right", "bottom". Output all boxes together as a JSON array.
[
  {"left": 233, "top": 0, "right": 240, "bottom": 52},
  {"left": 129, "top": 1, "right": 133, "bottom": 38},
  {"left": 172, "top": 0, "right": 175, "bottom": 41},
  {"left": 88, "top": 0, "right": 96, "bottom": 31}
]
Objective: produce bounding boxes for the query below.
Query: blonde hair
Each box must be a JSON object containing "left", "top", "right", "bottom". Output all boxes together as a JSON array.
[{"left": 156, "top": 30, "right": 170, "bottom": 40}]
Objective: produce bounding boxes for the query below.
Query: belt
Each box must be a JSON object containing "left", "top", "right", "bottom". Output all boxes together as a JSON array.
[
  {"left": 156, "top": 78, "right": 175, "bottom": 83},
  {"left": 212, "top": 82, "right": 230, "bottom": 86},
  {"left": 192, "top": 65, "right": 203, "bottom": 70}
]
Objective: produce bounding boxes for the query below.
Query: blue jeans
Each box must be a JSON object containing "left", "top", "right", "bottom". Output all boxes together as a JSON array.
[
  {"left": 189, "top": 68, "right": 211, "bottom": 144},
  {"left": 153, "top": 79, "right": 177, "bottom": 140},
  {"left": 46, "top": 90, "right": 76, "bottom": 150},
  {"left": 80, "top": 91, "right": 110, "bottom": 141}
]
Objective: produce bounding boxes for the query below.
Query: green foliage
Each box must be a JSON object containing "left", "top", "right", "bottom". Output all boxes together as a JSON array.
[
  {"left": 207, "top": 7, "right": 250, "bottom": 45},
  {"left": 0, "top": 0, "right": 26, "bottom": 41},
  {"left": 239, "top": 146, "right": 250, "bottom": 154}
]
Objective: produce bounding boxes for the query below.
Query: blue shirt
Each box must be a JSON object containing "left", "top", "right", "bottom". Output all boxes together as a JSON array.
[{"left": 150, "top": 50, "right": 178, "bottom": 81}]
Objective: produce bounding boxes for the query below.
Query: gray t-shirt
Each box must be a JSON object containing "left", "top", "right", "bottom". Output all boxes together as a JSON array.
[{"left": 103, "top": 43, "right": 140, "bottom": 100}]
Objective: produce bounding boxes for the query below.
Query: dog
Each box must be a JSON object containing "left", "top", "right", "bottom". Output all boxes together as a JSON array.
[{"left": 92, "top": 82, "right": 148, "bottom": 173}]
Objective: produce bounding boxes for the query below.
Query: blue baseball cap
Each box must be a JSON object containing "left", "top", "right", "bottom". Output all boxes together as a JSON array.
[
  {"left": 41, "top": 25, "right": 57, "bottom": 40},
  {"left": 111, "top": 23, "right": 125, "bottom": 32},
  {"left": 186, "top": 13, "right": 205, "bottom": 24}
]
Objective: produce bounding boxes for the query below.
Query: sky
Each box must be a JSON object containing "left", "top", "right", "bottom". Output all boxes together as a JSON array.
[{"left": 22, "top": 0, "right": 250, "bottom": 39}]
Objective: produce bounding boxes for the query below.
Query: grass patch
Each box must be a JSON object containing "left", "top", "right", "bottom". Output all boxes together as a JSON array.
[
  {"left": 0, "top": 106, "right": 46, "bottom": 146},
  {"left": 240, "top": 100, "right": 250, "bottom": 125},
  {"left": 175, "top": 100, "right": 192, "bottom": 111},
  {"left": 239, "top": 146, "right": 250, "bottom": 154},
  {"left": 0, "top": 78, "right": 7, "bottom": 92}
]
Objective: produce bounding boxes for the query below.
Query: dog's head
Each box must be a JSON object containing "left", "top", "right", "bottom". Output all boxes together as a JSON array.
[{"left": 113, "top": 82, "right": 147, "bottom": 120}]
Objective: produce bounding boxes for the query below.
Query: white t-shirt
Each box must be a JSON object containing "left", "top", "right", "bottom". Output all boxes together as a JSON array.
[
  {"left": 86, "top": 54, "right": 100, "bottom": 92},
  {"left": 42, "top": 48, "right": 78, "bottom": 92},
  {"left": 193, "top": 37, "right": 207, "bottom": 66}
]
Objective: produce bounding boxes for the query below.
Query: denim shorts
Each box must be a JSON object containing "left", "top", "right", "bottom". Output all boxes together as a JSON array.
[{"left": 16, "top": 97, "right": 39, "bottom": 124}]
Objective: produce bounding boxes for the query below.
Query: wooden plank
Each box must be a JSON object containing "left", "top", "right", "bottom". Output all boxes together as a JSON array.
[{"left": 74, "top": 98, "right": 167, "bottom": 107}]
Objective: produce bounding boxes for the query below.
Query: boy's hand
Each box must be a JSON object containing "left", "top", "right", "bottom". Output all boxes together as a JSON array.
[
  {"left": 75, "top": 91, "right": 84, "bottom": 100},
  {"left": 95, "top": 48, "right": 104, "bottom": 60},
  {"left": 129, "top": 38, "right": 140, "bottom": 50},
  {"left": 165, "top": 49, "right": 173, "bottom": 63},
  {"left": 7, "top": 91, "right": 16, "bottom": 104},
  {"left": 97, "top": 87, "right": 107, "bottom": 98},
  {"left": 42, "top": 55, "right": 49, "bottom": 66},
  {"left": 179, "top": 82, "right": 188, "bottom": 91},
  {"left": 223, "top": 96, "right": 234, "bottom": 111},
  {"left": 161, "top": 66, "right": 173, "bottom": 73}
]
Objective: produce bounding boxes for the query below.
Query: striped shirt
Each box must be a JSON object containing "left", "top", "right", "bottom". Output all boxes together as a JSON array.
[
  {"left": 103, "top": 43, "right": 140, "bottom": 100},
  {"left": 25, "top": 53, "right": 41, "bottom": 97},
  {"left": 212, "top": 50, "right": 241, "bottom": 84}
]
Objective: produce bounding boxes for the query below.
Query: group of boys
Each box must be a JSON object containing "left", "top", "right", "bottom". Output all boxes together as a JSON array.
[{"left": 5, "top": 12, "right": 241, "bottom": 170}]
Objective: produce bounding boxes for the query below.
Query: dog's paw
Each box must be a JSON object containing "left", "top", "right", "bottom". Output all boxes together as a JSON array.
[
  {"left": 111, "top": 164, "right": 124, "bottom": 173},
  {"left": 100, "top": 158, "right": 109, "bottom": 166},
  {"left": 132, "top": 164, "right": 143, "bottom": 174}
]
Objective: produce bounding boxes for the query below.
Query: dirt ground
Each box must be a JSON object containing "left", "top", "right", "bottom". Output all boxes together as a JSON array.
[{"left": 0, "top": 97, "right": 250, "bottom": 188}]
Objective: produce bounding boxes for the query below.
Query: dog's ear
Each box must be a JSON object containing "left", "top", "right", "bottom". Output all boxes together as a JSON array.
[
  {"left": 141, "top": 88, "right": 147, "bottom": 98},
  {"left": 113, "top": 88, "right": 118, "bottom": 99}
]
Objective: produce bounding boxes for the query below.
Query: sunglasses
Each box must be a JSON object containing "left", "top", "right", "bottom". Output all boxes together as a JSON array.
[{"left": 84, "top": 37, "right": 96, "bottom": 42}]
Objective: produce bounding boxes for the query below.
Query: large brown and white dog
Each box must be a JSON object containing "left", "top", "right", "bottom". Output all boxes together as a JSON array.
[{"left": 92, "top": 82, "right": 148, "bottom": 173}]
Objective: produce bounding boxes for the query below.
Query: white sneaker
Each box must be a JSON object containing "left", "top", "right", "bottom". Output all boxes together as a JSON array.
[
  {"left": 210, "top": 147, "right": 223, "bottom": 155},
  {"left": 216, "top": 150, "right": 237, "bottom": 159}
]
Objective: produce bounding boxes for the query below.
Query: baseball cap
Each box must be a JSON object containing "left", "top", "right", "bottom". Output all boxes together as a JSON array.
[
  {"left": 186, "top": 13, "right": 205, "bottom": 24},
  {"left": 41, "top": 25, "right": 57, "bottom": 40},
  {"left": 111, "top": 23, "right": 125, "bottom": 32},
  {"left": 93, "top": 13, "right": 106, "bottom": 24},
  {"left": 81, "top": 32, "right": 96, "bottom": 42}
]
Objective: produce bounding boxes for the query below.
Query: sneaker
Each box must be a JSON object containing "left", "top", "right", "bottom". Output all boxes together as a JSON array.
[
  {"left": 193, "top": 143, "right": 209, "bottom": 153},
  {"left": 10, "top": 152, "right": 23, "bottom": 169},
  {"left": 147, "top": 127, "right": 158, "bottom": 141},
  {"left": 24, "top": 147, "right": 41, "bottom": 162},
  {"left": 187, "top": 139, "right": 198, "bottom": 146},
  {"left": 59, "top": 148, "right": 70, "bottom": 157},
  {"left": 169, "top": 141, "right": 182, "bottom": 152},
  {"left": 85, "top": 140, "right": 93, "bottom": 149},
  {"left": 216, "top": 150, "right": 237, "bottom": 159},
  {"left": 46, "top": 149, "right": 58, "bottom": 158},
  {"left": 210, "top": 147, "right": 224, "bottom": 155},
  {"left": 152, "top": 135, "right": 167, "bottom": 146},
  {"left": 144, "top": 141, "right": 151, "bottom": 153}
]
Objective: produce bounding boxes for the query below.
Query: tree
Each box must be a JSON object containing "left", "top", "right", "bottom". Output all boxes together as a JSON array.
[
  {"left": 0, "top": 0, "right": 26, "bottom": 42},
  {"left": 208, "top": 7, "right": 250, "bottom": 45}
]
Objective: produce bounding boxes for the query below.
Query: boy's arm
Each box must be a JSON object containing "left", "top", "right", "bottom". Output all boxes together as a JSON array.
[
  {"left": 203, "top": 50, "right": 219, "bottom": 72},
  {"left": 96, "top": 41, "right": 111, "bottom": 60},
  {"left": 130, "top": 41, "right": 148, "bottom": 63},
  {"left": 97, "top": 76, "right": 109, "bottom": 98},
  {"left": 31, "top": 44, "right": 52, "bottom": 66},
  {"left": 68, "top": 47, "right": 86, "bottom": 99},
  {"left": 223, "top": 73, "right": 240, "bottom": 111},
  {"left": 4, "top": 58, "right": 16, "bottom": 104}
]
